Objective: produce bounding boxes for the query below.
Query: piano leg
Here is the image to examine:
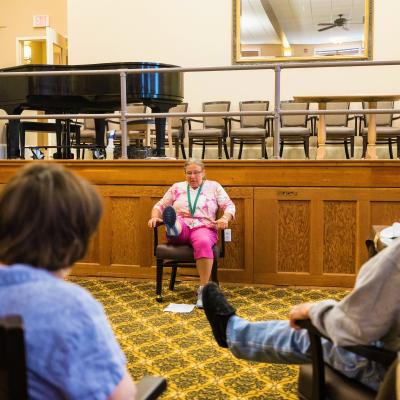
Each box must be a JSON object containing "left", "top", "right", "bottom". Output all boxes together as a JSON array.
[
  {"left": 63, "top": 119, "right": 73, "bottom": 159},
  {"left": 6, "top": 107, "right": 22, "bottom": 158},
  {"left": 151, "top": 104, "right": 172, "bottom": 157},
  {"left": 94, "top": 119, "right": 106, "bottom": 159},
  {"left": 53, "top": 120, "right": 63, "bottom": 159}
]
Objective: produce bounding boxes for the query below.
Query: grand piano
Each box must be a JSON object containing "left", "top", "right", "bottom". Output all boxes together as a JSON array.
[{"left": 0, "top": 62, "right": 184, "bottom": 158}]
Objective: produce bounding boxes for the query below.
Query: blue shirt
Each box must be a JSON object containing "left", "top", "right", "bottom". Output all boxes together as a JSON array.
[{"left": 0, "top": 264, "right": 126, "bottom": 399}]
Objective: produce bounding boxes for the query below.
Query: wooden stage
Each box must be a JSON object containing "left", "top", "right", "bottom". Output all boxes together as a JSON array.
[{"left": 1, "top": 159, "right": 400, "bottom": 288}]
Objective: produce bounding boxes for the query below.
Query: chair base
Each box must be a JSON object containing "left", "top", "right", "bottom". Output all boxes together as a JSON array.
[{"left": 298, "top": 363, "right": 376, "bottom": 400}]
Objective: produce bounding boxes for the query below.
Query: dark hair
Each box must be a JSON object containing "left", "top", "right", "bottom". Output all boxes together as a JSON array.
[{"left": 0, "top": 163, "right": 103, "bottom": 271}]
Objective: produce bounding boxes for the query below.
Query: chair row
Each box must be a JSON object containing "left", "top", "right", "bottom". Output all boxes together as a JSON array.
[{"left": 75, "top": 100, "right": 400, "bottom": 160}]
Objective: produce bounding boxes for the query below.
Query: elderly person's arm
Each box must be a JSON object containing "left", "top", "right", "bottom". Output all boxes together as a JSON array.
[
  {"left": 290, "top": 243, "right": 400, "bottom": 347},
  {"left": 214, "top": 183, "right": 235, "bottom": 229},
  {"left": 148, "top": 185, "right": 175, "bottom": 228}
]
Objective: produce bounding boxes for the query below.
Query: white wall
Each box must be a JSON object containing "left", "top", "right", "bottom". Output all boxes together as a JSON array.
[{"left": 67, "top": 0, "right": 400, "bottom": 158}]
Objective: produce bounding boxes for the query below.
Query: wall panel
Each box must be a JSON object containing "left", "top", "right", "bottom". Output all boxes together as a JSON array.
[{"left": 1, "top": 160, "right": 400, "bottom": 287}]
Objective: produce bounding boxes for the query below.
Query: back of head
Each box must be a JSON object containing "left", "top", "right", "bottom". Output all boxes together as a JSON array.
[{"left": 0, "top": 163, "right": 103, "bottom": 271}]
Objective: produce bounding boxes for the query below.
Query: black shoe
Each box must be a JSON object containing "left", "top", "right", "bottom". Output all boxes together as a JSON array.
[
  {"left": 202, "top": 282, "right": 236, "bottom": 348},
  {"left": 163, "top": 206, "right": 178, "bottom": 236}
]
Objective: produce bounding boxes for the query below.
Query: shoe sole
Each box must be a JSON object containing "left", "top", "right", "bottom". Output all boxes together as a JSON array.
[
  {"left": 202, "top": 283, "right": 230, "bottom": 348},
  {"left": 163, "top": 206, "right": 178, "bottom": 236}
]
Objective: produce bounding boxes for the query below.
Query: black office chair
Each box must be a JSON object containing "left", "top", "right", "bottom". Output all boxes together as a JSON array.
[
  {"left": 296, "top": 319, "right": 397, "bottom": 400},
  {"left": 0, "top": 315, "right": 28, "bottom": 400},
  {"left": 153, "top": 222, "right": 225, "bottom": 302},
  {"left": 0, "top": 315, "right": 166, "bottom": 400}
]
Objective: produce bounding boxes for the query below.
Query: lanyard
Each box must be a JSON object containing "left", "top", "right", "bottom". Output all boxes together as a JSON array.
[{"left": 187, "top": 183, "right": 203, "bottom": 217}]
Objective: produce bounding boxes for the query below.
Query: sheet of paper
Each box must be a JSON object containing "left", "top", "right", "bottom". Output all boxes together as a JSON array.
[{"left": 163, "top": 303, "right": 195, "bottom": 313}]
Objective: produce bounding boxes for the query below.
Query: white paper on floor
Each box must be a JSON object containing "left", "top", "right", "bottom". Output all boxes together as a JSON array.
[{"left": 163, "top": 303, "right": 195, "bottom": 313}]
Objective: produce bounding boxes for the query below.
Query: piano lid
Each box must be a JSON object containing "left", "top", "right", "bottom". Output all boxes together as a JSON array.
[{"left": 0, "top": 62, "right": 184, "bottom": 113}]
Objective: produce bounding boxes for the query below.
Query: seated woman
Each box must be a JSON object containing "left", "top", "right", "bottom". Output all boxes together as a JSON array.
[
  {"left": 148, "top": 159, "right": 235, "bottom": 308},
  {"left": 0, "top": 163, "right": 137, "bottom": 400}
]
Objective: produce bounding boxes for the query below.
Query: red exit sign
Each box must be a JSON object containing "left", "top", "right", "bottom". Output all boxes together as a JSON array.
[{"left": 33, "top": 15, "right": 49, "bottom": 28}]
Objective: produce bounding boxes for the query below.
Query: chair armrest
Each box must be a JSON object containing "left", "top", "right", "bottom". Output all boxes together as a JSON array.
[
  {"left": 136, "top": 376, "right": 167, "bottom": 400},
  {"left": 153, "top": 222, "right": 164, "bottom": 256},
  {"left": 105, "top": 118, "right": 120, "bottom": 124},
  {"left": 296, "top": 319, "right": 397, "bottom": 368},
  {"left": 127, "top": 118, "right": 155, "bottom": 125},
  {"left": 187, "top": 118, "right": 203, "bottom": 130},
  {"left": 187, "top": 118, "right": 203, "bottom": 123}
]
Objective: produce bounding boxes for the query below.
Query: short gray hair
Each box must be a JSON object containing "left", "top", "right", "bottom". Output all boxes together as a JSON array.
[{"left": 184, "top": 158, "right": 204, "bottom": 171}]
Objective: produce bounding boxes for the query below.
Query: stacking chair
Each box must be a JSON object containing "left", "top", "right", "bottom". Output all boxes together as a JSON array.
[
  {"left": 279, "top": 101, "right": 312, "bottom": 158},
  {"left": 153, "top": 222, "right": 225, "bottom": 302},
  {"left": 0, "top": 314, "right": 166, "bottom": 400},
  {"left": 360, "top": 101, "right": 400, "bottom": 159},
  {"left": 188, "top": 101, "right": 230, "bottom": 159},
  {"left": 297, "top": 319, "right": 397, "bottom": 400},
  {"left": 76, "top": 118, "right": 97, "bottom": 159},
  {"left": 320, "top": 102, "right": 357, "bottom": 159},
  {"left": 229, "top": 100, "right": 270, "bottom": 159},
  {"left": 150, "top": 102, "right": 188, "bottom": 158},
  {"left": 107, "top": 103, "right": 153, "bottom": 147}
]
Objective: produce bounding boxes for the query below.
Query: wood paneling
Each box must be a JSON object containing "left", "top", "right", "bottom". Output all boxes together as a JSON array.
[
  {"left": 2, "top": 160, "right": 400, "bottom": 287},
  {"left": 277, "top": 201, "right": 310, "bottom": 273},
  {"left": 323, "top": 201, "right": 356, "bottom": 274}
]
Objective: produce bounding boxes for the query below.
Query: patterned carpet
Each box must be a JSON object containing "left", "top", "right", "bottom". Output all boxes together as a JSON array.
[{"left": 71, "top": 278, "right": 348, "bottom": 400}]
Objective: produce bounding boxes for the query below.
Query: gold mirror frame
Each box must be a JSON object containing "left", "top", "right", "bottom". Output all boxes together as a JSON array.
[{"left": 233, "top": 0, "right": 373, "bottom": 63}]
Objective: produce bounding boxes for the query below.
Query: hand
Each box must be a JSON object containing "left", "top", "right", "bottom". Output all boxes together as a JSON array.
[
  {"left": 213, "top": 217, "right": 229, "bottom": 230},
  {"left": 288, "top": 302, "right": 314, "bottom": 330},
  {"left": 148, "top": 217, "right": 162, "bottom": 228}
]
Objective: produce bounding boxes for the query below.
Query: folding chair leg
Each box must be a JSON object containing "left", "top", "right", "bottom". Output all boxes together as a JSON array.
[
  {"left": 362, "top": 136, "right": 367, "bottom": 158},
  {"left": 217, "top": 138, "right": 222, "bottom": 159},
  {"left": 350, "top": 137, "right": 355, "bottom": 158},
  {"left": 180, "top": 144, "right": 186, "bottom": 159},
  {"left": 230, "top": 137, "right": 234, "bottom": 159},
  {"left": 397, "top": 137, "right": 400, "bottom": 159},
  {"left": 344, "top": 139, "right": 350, "bottom": 159},
  {"left": 156, "top": 259, "right": 163, "bottom": 302},
  {"left": 238, "top": 141, "right": 244, "bottom": 159},
  {"left": 174, "top": 141, "right": 179, "bottom": 159},
  {"left": 304, "top": 137, "right": 310, "bottom": 159},
  {"left": 169, "top": 264, "right": 177, "bottom": 291},
  {"left": 280, "top": 140, "right": 284, "bottom": 158},
  {"left": 388, "top": 138, "right": 394, "bottom": 159},
  {"left": 202, "top": 140, "right": 206, "bottom": 159},
  {"left": 189, "top": 138, "right": 193, "bottom": 158},
  {"left": 223, "top": 140, "right": 229, "bottom": 159}
]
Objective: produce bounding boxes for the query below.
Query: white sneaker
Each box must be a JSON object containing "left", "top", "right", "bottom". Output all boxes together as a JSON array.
[{"left": 196, "top": 286, "right": 204, "bottom": 308}]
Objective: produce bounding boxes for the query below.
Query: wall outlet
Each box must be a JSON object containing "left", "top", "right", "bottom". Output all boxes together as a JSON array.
[{"left": 224, "top": 228, "right": 232, "bottom": 242}]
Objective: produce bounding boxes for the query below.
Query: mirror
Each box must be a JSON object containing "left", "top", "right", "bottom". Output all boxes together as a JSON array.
[{"left": 233, "top": 0, "right": 373, "bottom": 63}]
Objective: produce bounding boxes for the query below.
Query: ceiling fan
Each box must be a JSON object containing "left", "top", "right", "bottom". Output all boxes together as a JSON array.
[{"left": 317, "top": 14, "right": 351, "bottom": 32}]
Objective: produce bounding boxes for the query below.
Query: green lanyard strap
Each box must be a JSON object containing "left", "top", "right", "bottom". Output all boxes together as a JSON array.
[{"left": 187, "top": 183, "right": 203, "bottom": 217}]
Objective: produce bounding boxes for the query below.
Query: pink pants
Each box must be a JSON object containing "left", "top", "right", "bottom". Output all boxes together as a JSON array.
[{"left": 167, "top": 217, "right": 218, "bottom": 259}]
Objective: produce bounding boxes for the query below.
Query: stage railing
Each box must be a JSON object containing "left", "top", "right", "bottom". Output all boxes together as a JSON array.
[{"left": 1, "top": 59, "right": 400, "bottom": 159}]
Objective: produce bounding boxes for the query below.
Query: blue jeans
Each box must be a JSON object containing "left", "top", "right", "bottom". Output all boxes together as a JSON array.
[{"left": 227, "top": 316, "right": 386, "bottom": 390}]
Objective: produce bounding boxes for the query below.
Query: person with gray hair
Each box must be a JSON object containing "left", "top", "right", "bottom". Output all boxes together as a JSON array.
[{"left": 148, "top": 159, "right": 235, "bottom": 307}]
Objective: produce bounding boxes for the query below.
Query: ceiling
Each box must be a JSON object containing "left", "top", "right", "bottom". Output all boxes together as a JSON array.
[{"left": 240, "top": 0, "right": 366, "bottom": 45}]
